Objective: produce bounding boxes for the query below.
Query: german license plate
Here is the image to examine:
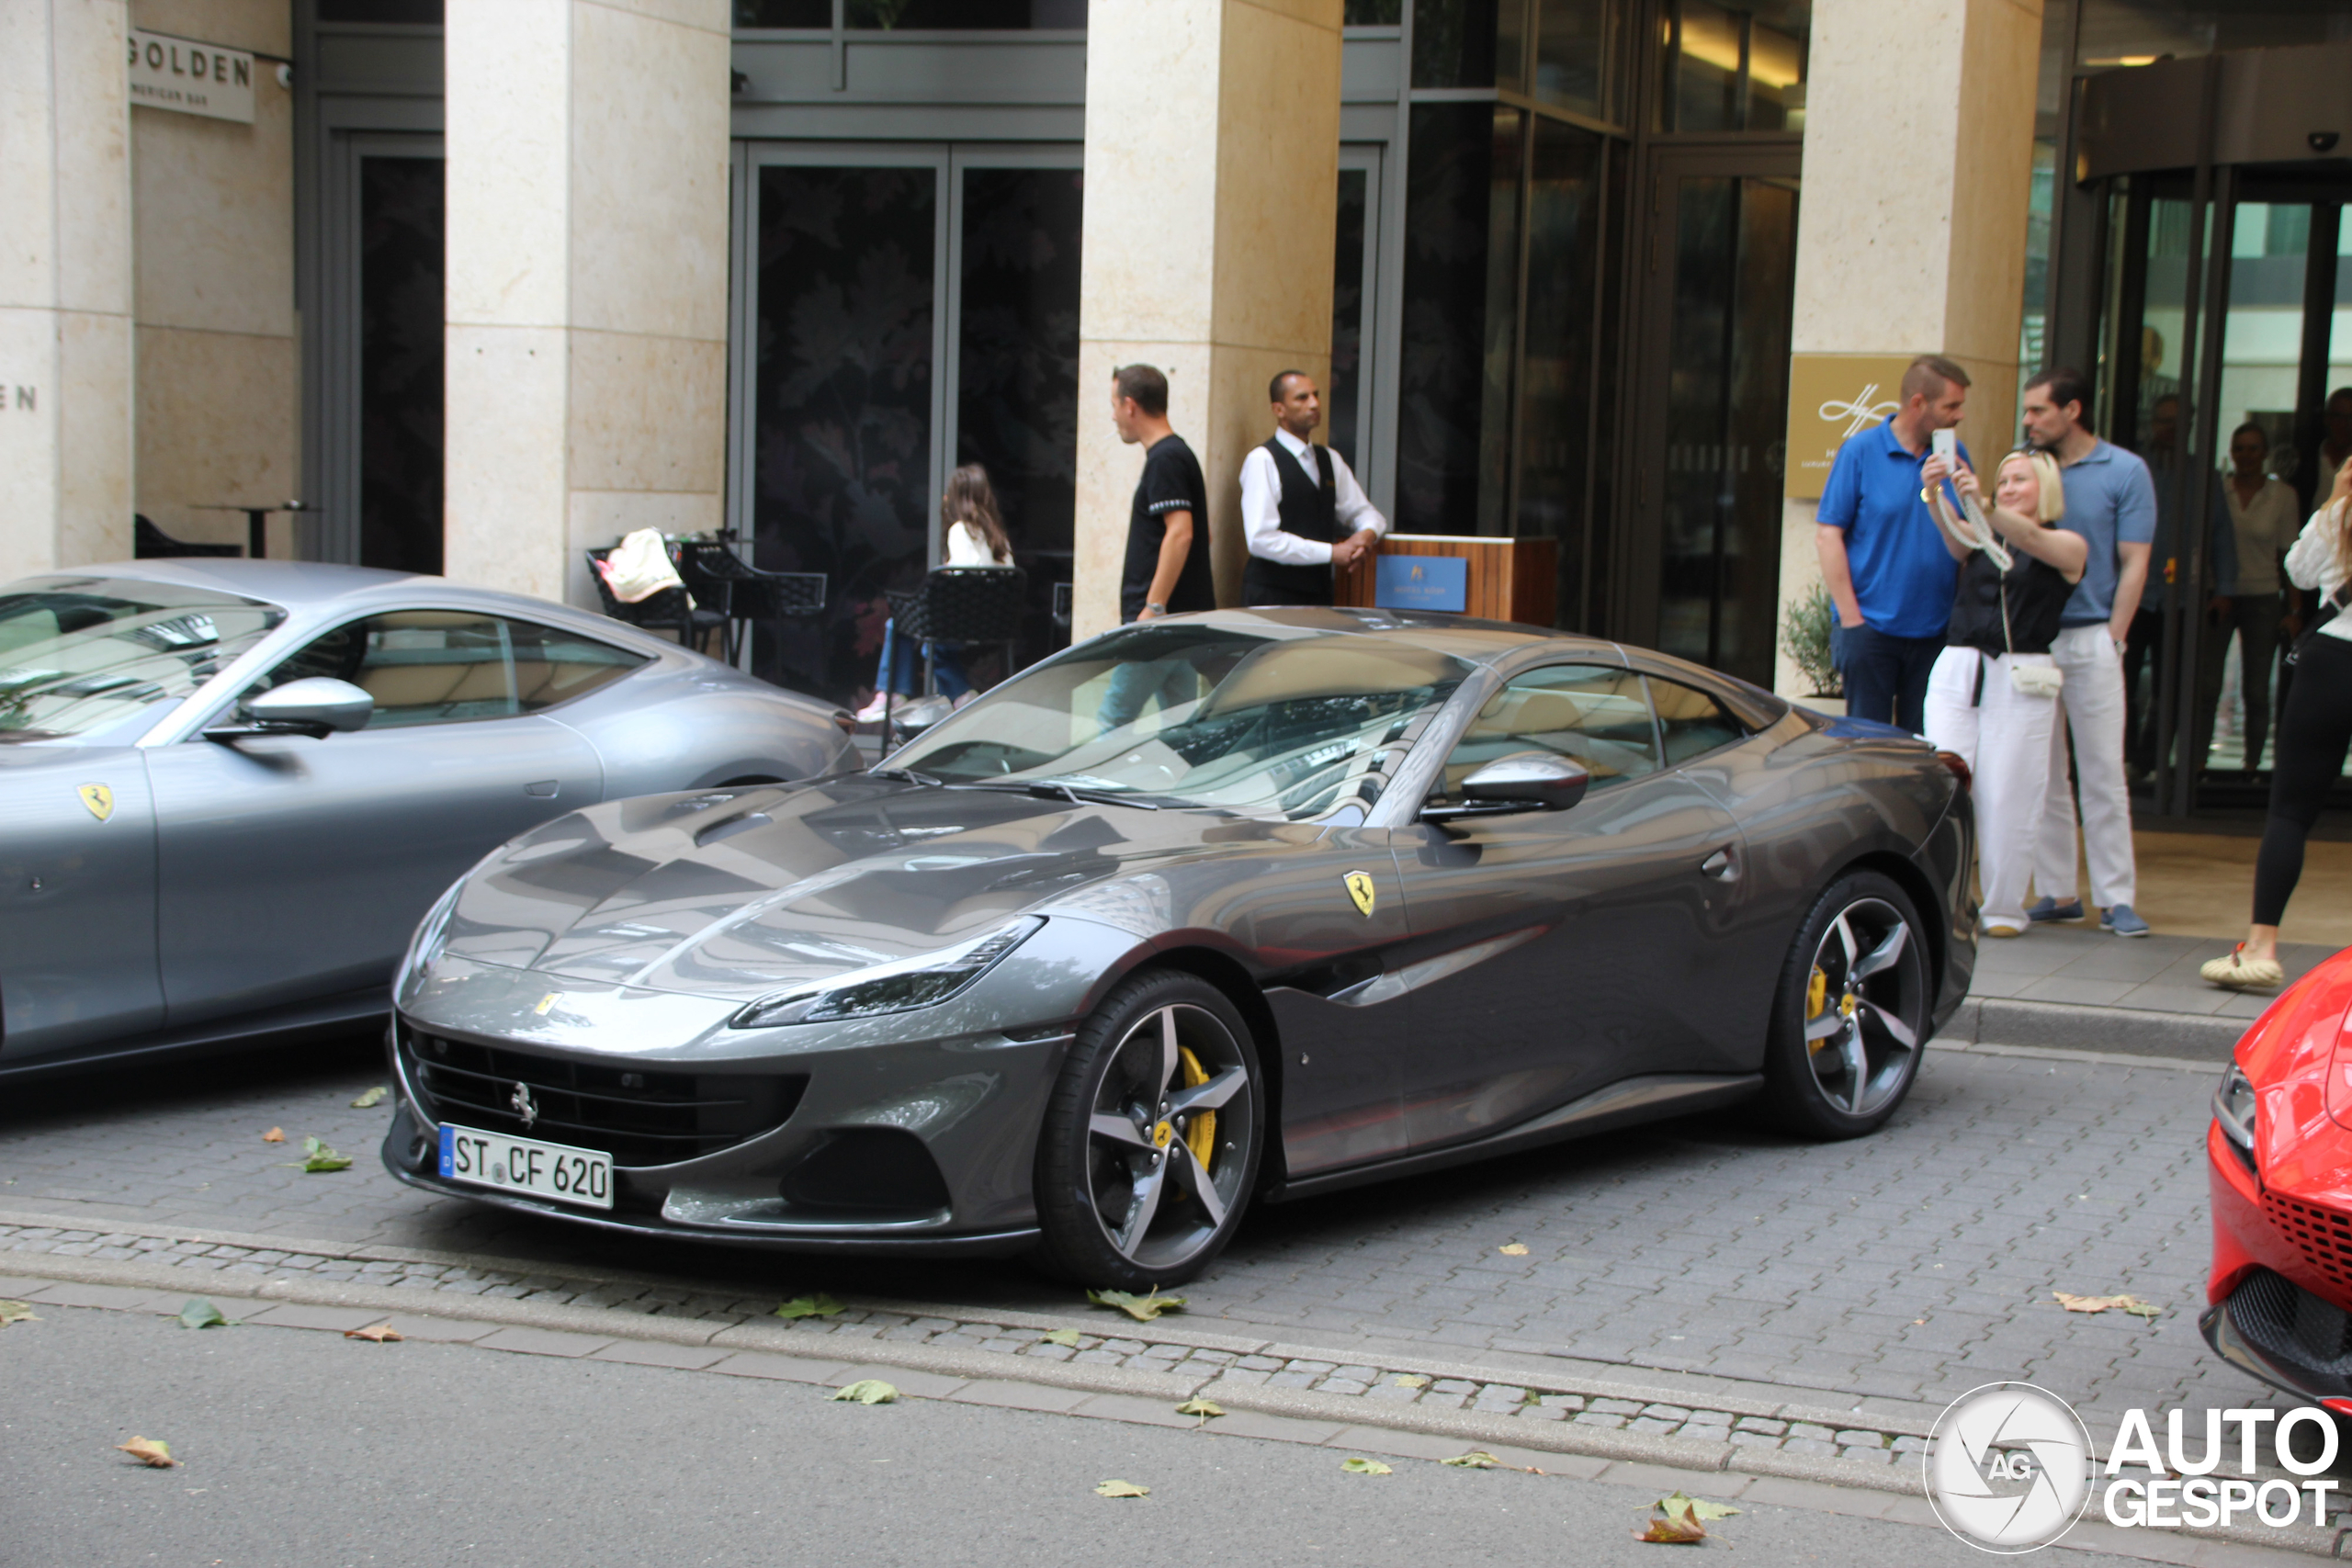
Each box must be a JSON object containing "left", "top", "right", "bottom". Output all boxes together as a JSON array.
[{"left": 438, "top": 1122, "right": 613, "bottom": 1210}]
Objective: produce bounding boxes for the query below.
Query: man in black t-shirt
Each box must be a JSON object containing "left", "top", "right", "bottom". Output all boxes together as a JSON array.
[
  {"left": 1100, "top": 364, "right": 1214, "bottom": 731},
  {"left": 1111, "top": 364, "right": 1215, "bottom": 622}
]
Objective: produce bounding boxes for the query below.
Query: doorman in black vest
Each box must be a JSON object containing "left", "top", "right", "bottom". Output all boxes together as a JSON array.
[{"left": 1239, "top": 370, "right": 1388, "bottom": 606}]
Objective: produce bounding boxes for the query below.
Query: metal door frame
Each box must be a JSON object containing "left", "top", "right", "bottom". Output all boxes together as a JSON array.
[
  {"left": 314, "top": 130, "right": 444, "bottom": 569},
  {"left": 1616, "top": 137, "right": 1803, "bottom": 661}
]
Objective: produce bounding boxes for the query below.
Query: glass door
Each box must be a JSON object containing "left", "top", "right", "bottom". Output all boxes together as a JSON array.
[
  {"left": 1623, "top": 141, "right": 1801, "bottom": 691},
  {"left": 731, "top": 142, "right": 1082, "bottom": 706}
]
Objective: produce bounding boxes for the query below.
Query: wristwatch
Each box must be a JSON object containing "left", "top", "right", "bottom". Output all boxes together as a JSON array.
[{"left": 1145, "top": 602, "right": 1167, "bottom": 615}]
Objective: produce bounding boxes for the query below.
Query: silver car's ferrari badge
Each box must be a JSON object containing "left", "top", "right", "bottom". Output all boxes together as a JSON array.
[
  {"left": 1344, "top": 871, "right": 1376, "bottom": 917},
  {"left": 534, "top": 993, "right": 558, "bottom": 1015},
  {"left": 76, "top": 783, "right": 113, "bottom": 821},
  {"left": 510, "top": 1082, "right": 539, "bottom": 1131}
]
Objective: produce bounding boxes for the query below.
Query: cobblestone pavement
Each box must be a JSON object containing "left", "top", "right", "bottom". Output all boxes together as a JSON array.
[{"left": 0, "top": 1030, "right": 2268, "bottom": 1433}]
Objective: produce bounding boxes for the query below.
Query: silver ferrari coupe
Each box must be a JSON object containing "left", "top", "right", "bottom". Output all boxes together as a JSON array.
[
  {"left": 0, "top": 559, "right": 855, "bottom": 1078},
  {"left": 383, "top": 608, "right": 1975, "bottom": 1287}
]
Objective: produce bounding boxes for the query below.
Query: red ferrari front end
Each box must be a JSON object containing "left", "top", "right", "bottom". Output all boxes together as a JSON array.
[{"left": 2204, "top": 945, "right": 2352, "bottom": 1410}]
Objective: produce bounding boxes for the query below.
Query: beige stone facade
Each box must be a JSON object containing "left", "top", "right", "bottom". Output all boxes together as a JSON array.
[
  {"left": 0, "top": 0, "right": 135, "bottom": 583},
  {"left": 1071, "top": 0, "right": 1344, "bottom": 641},
  {"left": 441, "top": 0, "right": 732, "bottom": 608}
]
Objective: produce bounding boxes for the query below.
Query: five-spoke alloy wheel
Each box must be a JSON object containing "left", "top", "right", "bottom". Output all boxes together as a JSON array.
[
  {"left": 1759, "top": 871, "right": 1932, "bottom": 1138},
  {"left": 1035, "top": 970, "right": 1263, "bottom": 1289}
]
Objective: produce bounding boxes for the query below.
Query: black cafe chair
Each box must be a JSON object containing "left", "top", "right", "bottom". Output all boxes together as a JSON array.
[
  {"left": 1051, "top": 581, "right": 1073, "bottom": 630},
  {"left": 673, "top": 540, "right": 827, "bottom": 667},
  {"left": 584, "top": 546, "right": 729, "bottom": 652},
  {"left": 882, "top": 567, "right": 1027, "bottom": 738}
]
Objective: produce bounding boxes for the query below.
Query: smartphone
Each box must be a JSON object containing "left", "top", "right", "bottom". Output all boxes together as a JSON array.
[{"left": 1930, "top": 428, "right": 1957, "bottom": 466}]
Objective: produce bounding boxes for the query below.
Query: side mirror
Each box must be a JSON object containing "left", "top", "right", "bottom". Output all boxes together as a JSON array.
[
  {"left": 210, "top": 677, "right": 375, "bottom": 741},
  {"left": 1426, "top": 750, "right": 1590, "bottom": 820}
]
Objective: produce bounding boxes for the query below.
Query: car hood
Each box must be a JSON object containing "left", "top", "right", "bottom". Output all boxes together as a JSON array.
[{"left": 425, "top": 776, "right": 1308, "bottom": 1003}]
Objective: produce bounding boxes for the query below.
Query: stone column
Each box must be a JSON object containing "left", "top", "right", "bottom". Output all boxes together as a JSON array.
[
  {"left": 130, "top": 0, "right": 299, "bottom": 558},
  {"left": 0, "top": 0, "right": 135, "bottom": 582},
  {"left": 1773, "top": 0, "right": 2042, "bottom": 695},
  {"left": 1071, "top": 0, "right": 1344, "bottom": 640},
  {"left": 443, "top": 0, "right": 730, "bottom": 607}
]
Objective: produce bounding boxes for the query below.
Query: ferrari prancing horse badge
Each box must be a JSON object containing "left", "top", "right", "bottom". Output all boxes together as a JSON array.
[
  {"left": 1343, "top": 870, "right": 1376, "bottom": 917},
  {"left": 77, "top": 784, "right": 113, "bottom": 821}
]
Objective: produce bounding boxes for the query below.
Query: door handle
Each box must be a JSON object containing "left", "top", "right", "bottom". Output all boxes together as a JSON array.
[
  {"left": 525, "top": 780, "right": 560, "bottom": 798},
  {"left": 1700, "top": 847, "right": 1738, "bottom": 881}
]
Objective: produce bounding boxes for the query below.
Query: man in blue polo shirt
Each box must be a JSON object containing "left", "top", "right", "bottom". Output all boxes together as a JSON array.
[
  {"left": 2018, "top": 366, "right": 2158, "bottom": 938},
  {"left": 1815, "top": 355, "right": 1972, "bottom": 732}
]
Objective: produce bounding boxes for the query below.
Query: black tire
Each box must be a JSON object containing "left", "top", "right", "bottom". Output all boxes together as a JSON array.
[
  {"left": 1758, "top": 870, "right": 1932, "bottom": 1140},
  {"left": 1033, "top": 969, "right": 1264, "bottom": 1290}
]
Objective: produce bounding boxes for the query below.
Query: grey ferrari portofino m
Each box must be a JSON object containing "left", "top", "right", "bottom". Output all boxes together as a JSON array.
[
  {"left": 0, "top": 559, "right": 854, "bottom": 1078},
  {"left": 384, "top": 608, "right": 1975, "bottom": 1287}
]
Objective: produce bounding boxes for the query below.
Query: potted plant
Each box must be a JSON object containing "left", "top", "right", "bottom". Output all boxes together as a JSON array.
[{"left": 1780, "top": 583, "right": 1842, "bottom": 706}]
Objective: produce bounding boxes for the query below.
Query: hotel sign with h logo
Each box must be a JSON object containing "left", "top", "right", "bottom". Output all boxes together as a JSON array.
[{"left": 1783, "top": 354, "right": 1920, "bottom": 501}]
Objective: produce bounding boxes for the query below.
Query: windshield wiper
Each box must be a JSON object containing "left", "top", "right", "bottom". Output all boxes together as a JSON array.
[
  {"left": 868, "top": 765, "right": 943, "bottom": 786},
  {"left": 948, "top": 779, "right": 1164, "bottom": 811}
]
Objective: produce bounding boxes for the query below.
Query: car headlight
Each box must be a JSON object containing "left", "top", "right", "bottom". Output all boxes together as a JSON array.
[
  {"left": 2213, "top": 1063, "right": 2256, "bottom": 1152},
  {"left": 400, "top": 881, "right": 465, "bottom": 983},
  {"left": 730, "top": 917, "right": 1044, "bottom": 1030}
]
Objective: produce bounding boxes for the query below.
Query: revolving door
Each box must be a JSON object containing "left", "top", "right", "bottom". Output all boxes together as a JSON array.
[{"left": 2059, "top": 42, "right": 2352, "bottom": 818}]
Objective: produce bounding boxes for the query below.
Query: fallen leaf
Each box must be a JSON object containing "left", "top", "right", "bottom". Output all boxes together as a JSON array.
[
  {"left": 350, "top": 1086, "right": 389, "bottom": 1110},
  {"left": 830, "top": 1380, "right": 899, "bottom": 1404},
  {"left": 1095, "top": 1479, "right": 1150, "bottom": 1497},
  {"left": 2054, "top": 1292, "right": 2161, "bottom": 1318},
  {"left": 1175, "top": 1398, "right": 1225, "bottom": 1418},
  {"left": 117, "top": 1437, "right": 179, "bottom": 1468},
  {"left": 1442, "top": 1450, "right": 1500, "bottom": 1468},
  {"left": 1657, "top": 1490, "right": 1739, "bottom": 1521},
  {"left": 1340, "top": 1458, "right": 1393, "bottom": 1474},
  {"left": 1086, "top": 1288, "right": 1186, "bottom": 1323},
  {"left": 1498, "top": 1243, "right": 1530, "bottom": 1256},
  {"left": 297, "top": 1136, "right": 351, "bottom": 1174},
  {"left": 260, "top": 1127, "right": 285, "bottom": 1144},
  {"left": 344, "top": 1324, "right": 402, "bottom": 1343},
  {"left": 1392, "top": 1373, "right": 1431, "bottom": 1389},
  {"left": 0, "top": 1300, "right": 37, "bottom": 1327},
  {"left": 1037, "top": 1327, "right": 1083, "bottom": 1348},
  {"left": 1636, "top": 1498, "right": 1709, "bottom": 1544},
  {"left": 773, "top": 1292, "right": 846, "bottom": 1320},
  {"left": 177, "top": 1299, "right": 230, "bottom": 1331}
]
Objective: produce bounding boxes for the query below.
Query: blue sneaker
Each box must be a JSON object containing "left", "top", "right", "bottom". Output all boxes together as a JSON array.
[
  {"left": 2027, "top": 897, "right": 2086, "bottom": 924},
  {"left": 2101, "top": 904, "right": 2151, "bottom": 937}
]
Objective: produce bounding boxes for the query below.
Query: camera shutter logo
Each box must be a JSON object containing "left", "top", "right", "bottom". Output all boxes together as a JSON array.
[{"left": 1925, "top": 1382, "right": 2093, "bottom": 1552}]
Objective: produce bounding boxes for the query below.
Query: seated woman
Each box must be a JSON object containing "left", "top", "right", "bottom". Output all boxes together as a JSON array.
[
  {"left": 1918, "top": 448, "right": 2086, "bottom": 938},
  {"left": 854, "top": 464, "right": 1015, "bottom": 724}
]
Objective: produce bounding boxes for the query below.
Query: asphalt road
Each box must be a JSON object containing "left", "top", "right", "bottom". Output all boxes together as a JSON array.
[{"left": 0, "top": 1303, "right": 2123, "bottom": 1568}]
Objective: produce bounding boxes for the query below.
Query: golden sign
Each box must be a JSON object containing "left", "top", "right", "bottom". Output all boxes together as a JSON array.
[
  {"left": 1344, "top": 871, "right": 1376, "bottom": 918},
  {"left": 77, "top": 783, "right": 113, "bottom": 821},
  {"left": 1783, "top": 354, "right": 1920, "bottom": 502}
]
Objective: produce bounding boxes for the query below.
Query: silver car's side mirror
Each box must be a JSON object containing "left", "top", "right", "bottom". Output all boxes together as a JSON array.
[
  {"left": 1424, "top": 750, "right": 1590, "bottom": 820},
  {"left": 210, "top": 676, "right": 375, "bottom": 741}
]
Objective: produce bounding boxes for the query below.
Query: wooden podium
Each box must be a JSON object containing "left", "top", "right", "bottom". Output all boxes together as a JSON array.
[{"left": 1333, "top": 535, "right": 1556, "bottom": 626}]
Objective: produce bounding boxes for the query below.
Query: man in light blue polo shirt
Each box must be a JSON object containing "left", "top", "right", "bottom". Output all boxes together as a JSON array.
[
  {"left": 2018, "top": 366, "right": 2158, "bottom": 938},
  {"left": 1815, "top": 355, "right": 1971, "bottom": 732}
]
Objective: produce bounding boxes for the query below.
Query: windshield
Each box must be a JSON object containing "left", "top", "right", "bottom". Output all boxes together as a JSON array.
[
  {"left": 0, "top": 577, "right": 286, "bottom": 741},
  {"left": 890, "top": 623, "right": 1474, "bottom": 820}
]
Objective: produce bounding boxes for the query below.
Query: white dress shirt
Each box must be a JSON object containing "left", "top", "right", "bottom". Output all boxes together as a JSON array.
[
  {"left": 2286, "top": 505, "right": 2352, "bottom": 642},
  {"left": 2224, "top": 476, "right": 2296, "bottom": 595},
  {"left": 1238, "top": 427, "right": 1387, "bottom": 566}
]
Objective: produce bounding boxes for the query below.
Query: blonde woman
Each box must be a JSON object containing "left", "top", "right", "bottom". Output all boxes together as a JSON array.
[
  {"left": 2203, "top": 460, "right": 2352, "bottom": 988},
  {"left": 1918, "top": 448, "right": 2087, "bottom": 938}
]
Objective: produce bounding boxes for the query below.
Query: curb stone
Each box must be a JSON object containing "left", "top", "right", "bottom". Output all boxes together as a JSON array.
[{"left": 0, "top": 1248, "right": 2340, "bottom": 1563}]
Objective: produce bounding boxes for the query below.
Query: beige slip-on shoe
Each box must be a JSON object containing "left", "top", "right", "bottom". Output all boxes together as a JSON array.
[{"left": 2200, "top": 944, "right": 2285, "bottom": 991}]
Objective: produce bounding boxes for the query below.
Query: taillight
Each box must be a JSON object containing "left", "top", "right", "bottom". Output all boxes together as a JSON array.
[{"left": 1934, "top": 750, "right": 1972, "bottom": 791}]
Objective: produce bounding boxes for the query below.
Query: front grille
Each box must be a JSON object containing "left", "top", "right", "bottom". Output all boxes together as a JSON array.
[
  {"left": 401, "top": 1026, "right": 805, "bottom": 1168},
  {"left": 2264, "top": 1191, "right": 2352, "bottom": 1289},
  {"left": 2228, "top": 1267, "right": 2352, "bottom": 1382}
]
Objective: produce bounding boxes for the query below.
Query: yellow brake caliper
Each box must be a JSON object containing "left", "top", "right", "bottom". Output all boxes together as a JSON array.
[
  {"left": 1805, "top": 966, "right": 1829, "bottom": 1053},
  {"left": 1178, "top": 1046, "right": 1216, "bottom": 1174}
]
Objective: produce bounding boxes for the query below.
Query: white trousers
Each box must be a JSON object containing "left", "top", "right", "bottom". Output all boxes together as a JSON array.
[
  {"left": 2032, "top": 623, "right": 2137, "bottom": 910},
  {"left": 1923, "top": 648, "right": 2060, "bottom": 928}
]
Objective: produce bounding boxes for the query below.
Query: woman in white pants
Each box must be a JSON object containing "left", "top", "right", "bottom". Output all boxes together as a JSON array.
[{"left": 1918, "top": 450, "right": 2088, "bottom": 937}]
